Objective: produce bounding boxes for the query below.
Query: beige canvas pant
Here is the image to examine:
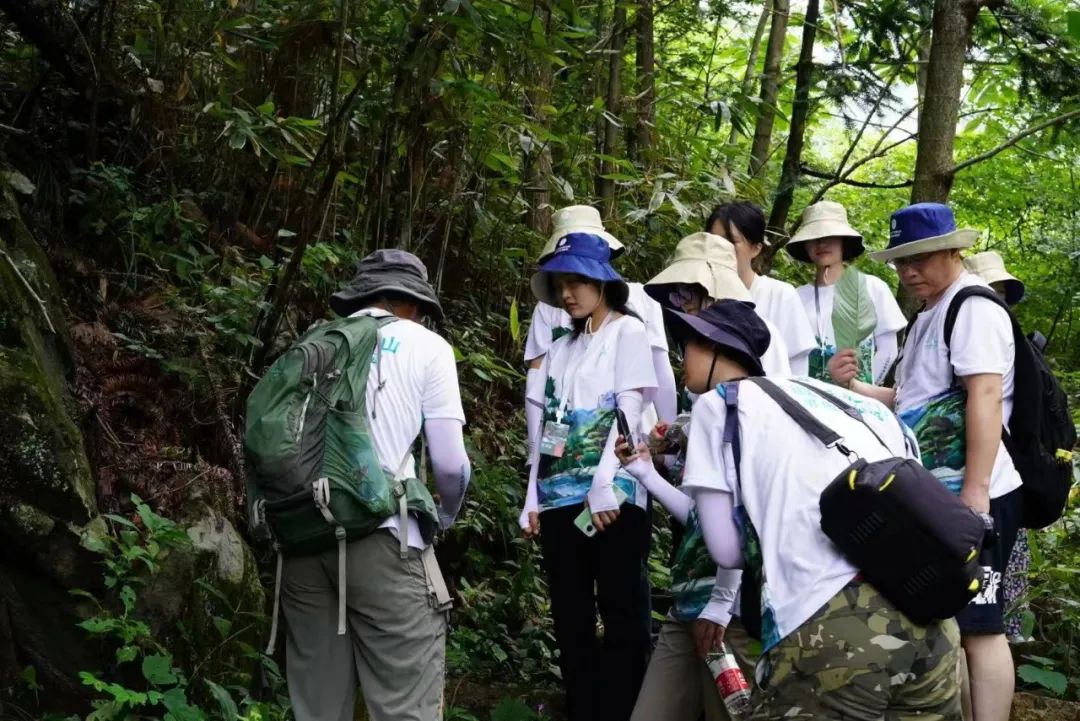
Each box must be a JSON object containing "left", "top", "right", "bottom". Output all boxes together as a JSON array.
[{"left": 281, "top": 530, "right": 448, "bottom": 721}]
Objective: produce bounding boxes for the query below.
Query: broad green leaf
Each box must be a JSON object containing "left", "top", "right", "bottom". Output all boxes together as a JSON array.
[
  {"left": 831, "top": 267, "right": 877, "bottom": 351},
  {"left": 1017, "top": 664, "right": 1067, "bottom": 696},
  {"left": 204, "top": 679, "right": 239, "bottom": 719},
  {"left": 142, "top": 653, "right": 178, "bottom": 686},
  {"left": 1069, "top": 11, "right": 1080, "bottom": 41},
  {"left": 509, "top": 299, "right": 520, "bottom": 343}
]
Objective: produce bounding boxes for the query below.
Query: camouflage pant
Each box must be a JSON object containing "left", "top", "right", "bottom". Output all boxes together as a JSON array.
[{"left": 751, "top": 582, "right": 961, "bottom": 721}]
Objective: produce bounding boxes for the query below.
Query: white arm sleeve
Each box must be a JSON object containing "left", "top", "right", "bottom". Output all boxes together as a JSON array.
[
  {"left": 696, "top": 489, "right": 744, "bottom": 569},
  {"left": 651, "top": 348, "right": 678, "bottom": 423},
  {"left": 621, "top": 457, "right": 692, "bottom": 524},
  {"left": 519, "top": 425, "right": 542, "bottom": 529},
  {"left": 525, "top": 368, "right": 545, "bottom": 463},
  {"left": 588, "top": 390, "right": 643, "bottom": 513},
  {"left": 872, "top": 330, "right": 899, "bottom": 385},
  {"left": 697, "top": 568, "right": 742, "bottom": 628},
  {"left": 425, "top": 418, "right": 471, "bottom": 529}
]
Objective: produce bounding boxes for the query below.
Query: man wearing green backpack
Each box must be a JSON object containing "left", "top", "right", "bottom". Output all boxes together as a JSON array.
[{"left": 245, "top": 249, "right": 471, "bottom": 721}]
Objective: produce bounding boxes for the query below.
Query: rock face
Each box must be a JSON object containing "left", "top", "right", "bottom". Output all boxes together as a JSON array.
[
  {"left": 1012, "top": 692, "right": 1080, "bottom": 721},
  {"left": 0, "top": 184, "right": 103, "bottom": 707},
  {"left": 0, "top": 187, "right": 265, "bottom": 713}
]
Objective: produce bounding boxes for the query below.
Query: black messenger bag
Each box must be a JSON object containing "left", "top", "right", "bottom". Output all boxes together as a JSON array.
[{"left": 746, "top": 378, "right": 987, "bottom": 625}]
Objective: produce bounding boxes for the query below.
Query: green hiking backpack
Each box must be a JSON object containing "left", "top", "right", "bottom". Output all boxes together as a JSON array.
[{"left": 244, "top": 313, "right": 439, "bottom": 556}]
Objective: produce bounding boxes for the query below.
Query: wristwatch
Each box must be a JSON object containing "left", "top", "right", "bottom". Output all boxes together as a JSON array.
[{"left": 973, "top": 510, "right": 996, "bottom": 542}]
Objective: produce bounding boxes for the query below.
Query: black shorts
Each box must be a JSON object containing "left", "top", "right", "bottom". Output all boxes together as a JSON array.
[{"left": 956, "top": 487, "right": 1023, "bottom": 635}]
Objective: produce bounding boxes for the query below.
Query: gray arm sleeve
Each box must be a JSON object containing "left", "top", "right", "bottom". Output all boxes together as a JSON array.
[{"left": 425, "top": 418, "right": 472, "bottom": 529}]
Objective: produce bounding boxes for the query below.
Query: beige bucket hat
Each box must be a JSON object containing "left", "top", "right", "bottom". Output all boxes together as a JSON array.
[
  {"left": 538, "top": 205, "right": 624, "bottom": 261},
  {"left": 785, "top": 200, "right": 865, "bottom": 263},
  {"left": 964, "top": 250, "right": 1025, "bottom": 305},
  {"left": 644, "top": 232, "right": 752, "bottom": 307}
]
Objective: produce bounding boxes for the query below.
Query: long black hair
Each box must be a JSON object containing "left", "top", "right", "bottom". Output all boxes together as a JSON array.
[
  {"left": 565, "top": 280, "right": 640, "bottom": 336},
  {"left": 705, "top": 201, "right": 767, "bottom": 246}
]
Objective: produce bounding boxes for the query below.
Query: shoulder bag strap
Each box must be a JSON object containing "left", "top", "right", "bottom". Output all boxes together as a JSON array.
[
  {"left": 744, "top": 377, "right": 846, "bottom": 450},
  {"left": 788, "top": 379, "right": 891, "bottom": 453}
]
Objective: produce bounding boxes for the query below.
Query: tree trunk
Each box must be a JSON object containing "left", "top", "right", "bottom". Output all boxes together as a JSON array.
[
  {"left": 747, "top": 0, "right": 789, "bottom": 180},
  {"left": 914, "top": 3, "right": 933, "bottom": 110},
  {"left": 631, "top": 0, "right": 655, "bottom": 165},
  {"left": 910, "top": 0, "right": 981, "bottom": 203},
  {"left": 765, "top": 0, "right": 820, "bottom": 254},
  {"left": 526, "top": 0, "right": 554, "bottom": 236},
  {"left": 729, "top": 0, "right": 772, "bottom": 146},
  {"left": 597, "top": 0, "right": 626, "bottom": 216}
]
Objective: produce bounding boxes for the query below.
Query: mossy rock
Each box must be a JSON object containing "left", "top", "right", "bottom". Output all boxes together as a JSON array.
[
  {"left": 0, "top": 186, "right": 102, "bottom": 712},
  {"left": 139, "top": 503, "right": 267, "bottom": 687}
]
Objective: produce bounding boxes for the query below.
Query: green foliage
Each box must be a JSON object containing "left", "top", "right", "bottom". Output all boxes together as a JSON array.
[
  {"left": 831, "top": 267, "right": 877, "bottom": 352},
  {"left": 73, "top": 496, "right": 291, "bottom": 721}
]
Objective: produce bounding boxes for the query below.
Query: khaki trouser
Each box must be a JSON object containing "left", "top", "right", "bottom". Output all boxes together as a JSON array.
[
  {"left": 631, "top": 617, "right": 757, "bottom": 721},
  {"left": 281, "top": 531, "right": 447, "bottom": 721}
]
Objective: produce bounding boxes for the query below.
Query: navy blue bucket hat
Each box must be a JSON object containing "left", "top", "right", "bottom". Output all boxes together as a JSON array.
[
  {"left": 869, "top": 203, "right": 978, "bottom": 263},
  {"left": 664, "top": 299, "right": 771, "bottom": 377},
  {"left": 530, "top": 232, "right": 629, "bottom": 308}
]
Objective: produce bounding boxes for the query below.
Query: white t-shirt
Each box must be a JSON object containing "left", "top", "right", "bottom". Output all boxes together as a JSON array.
[
  {"left": 529, "top": 314, "right": 658, "bottom": 512},
  {"left": 524, "top": 282, "right": 668, "bottom": 362},
  {"left": 759, "top": 317, "right": 792, "bottom": 378},
  {"left": 350, "top": 309, "right": 466, "bottom": 548},
  {"left": 796, "top": 273, "right": 907, "bottom": 385},
  {"left": 750, "top": 275, "right": 816, "bottom": 372},
  {"left": 682, "top": 378, "right": 916, "bottom": 653},
  {"left": 895, "top": 273, "right": 1022, "bottom": 500}
]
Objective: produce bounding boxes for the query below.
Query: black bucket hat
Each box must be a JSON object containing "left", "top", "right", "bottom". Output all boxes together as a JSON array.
[
  {"left": 664, "top": 299, "right": 771, "bottom": 377},
  {"left": 330, "top": 249, "right": 444, "bottom": 320}
]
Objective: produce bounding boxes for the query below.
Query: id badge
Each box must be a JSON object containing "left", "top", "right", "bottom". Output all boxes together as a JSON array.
[{"left": 540, "top": 421, "right": 570, "bottom": 457}]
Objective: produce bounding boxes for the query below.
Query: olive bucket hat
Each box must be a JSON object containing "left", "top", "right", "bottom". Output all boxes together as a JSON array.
[{"left": 785, "top": 201, "right": 865, "bottom": 264}]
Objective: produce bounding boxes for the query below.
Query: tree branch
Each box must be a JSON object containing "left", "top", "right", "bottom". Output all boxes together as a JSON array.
[
  {"left": 802, "top": 164, "right": 913, "bottom": 189},
  {"left": 951, "top": 108, "right": 1080, "bottom": 175}
]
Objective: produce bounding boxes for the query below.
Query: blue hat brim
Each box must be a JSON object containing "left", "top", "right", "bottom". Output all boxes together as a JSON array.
[
  {"left": 531, "top": 256, "right": 624, "bottom": 307},
  {"left": 663, "top": 307, "right": 765, "bottom": 377}
]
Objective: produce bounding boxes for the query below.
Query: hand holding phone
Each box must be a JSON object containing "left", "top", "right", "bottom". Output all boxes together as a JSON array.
[{"left": 615, "top": 407, "right": 635, "bottom": 448}]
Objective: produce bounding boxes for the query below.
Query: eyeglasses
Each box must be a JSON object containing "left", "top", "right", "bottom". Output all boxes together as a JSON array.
[{"left": 890, "top": 251, "right": 940, "bottom": 270}]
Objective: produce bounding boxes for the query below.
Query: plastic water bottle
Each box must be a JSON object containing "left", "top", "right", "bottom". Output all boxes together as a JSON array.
[{"left": 706, "top": 646, "right": 752, "bottom": 717}]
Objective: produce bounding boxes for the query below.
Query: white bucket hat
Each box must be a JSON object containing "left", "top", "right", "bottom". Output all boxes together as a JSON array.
[
  {"left": 785, "top": 201, "right": 865, "bottom": 264},
  {"left": 964, "top": 251, "right": 1025, "bottom": 305},
  {"left": 644, "top": 232, "right": 752, "bottom": 306},
  {"left": 538, "top": 205, "right": 624, "bottom": 261}
]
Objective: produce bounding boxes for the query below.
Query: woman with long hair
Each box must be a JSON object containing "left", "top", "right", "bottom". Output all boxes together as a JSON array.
[
  {"left": 519, "top": 232, "right": 658, "bottom": 721},
  {"left": 705, "top": 201, "right": 815, "bottom": 375}
]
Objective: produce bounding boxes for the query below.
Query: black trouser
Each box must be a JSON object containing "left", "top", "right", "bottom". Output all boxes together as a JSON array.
[{"left": 539, "top": 503, "right": 652, "bottom": 721}]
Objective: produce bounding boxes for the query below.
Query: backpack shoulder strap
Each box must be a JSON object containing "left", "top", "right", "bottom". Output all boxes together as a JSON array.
[
  {"left": 789, "top": 379, "right": 892, "bottom": 453},
  {"left": 744, "top": 377, "right": 844, "bottom": 449},
  {"left": 943, "top": 285, "right": 1011, "bottom": 353}
]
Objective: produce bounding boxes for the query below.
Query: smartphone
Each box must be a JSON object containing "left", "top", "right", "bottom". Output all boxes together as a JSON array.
[
  {"left": 574, "top": 486, "right": 630, "bottom": 537},
  {"left": 615, "top": 407, "right": 635, "bottom": 448}
]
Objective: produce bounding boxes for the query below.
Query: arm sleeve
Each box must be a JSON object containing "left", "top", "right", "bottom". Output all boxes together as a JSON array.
[
  {"left": 525, "top": 367, "right": 546, "bottom": 463},
  {"left": 696, "top": 489, "right": 744, "bottom": 569},
  {"left": 519, "top": 425, "right": 542, "bottom": 529},
  {"left": 425, "top": 418, "right": 471, "bottom": 529},
  {"left": 621, "top": 457, "right": 692, "bottom": 524},
  {"left": 872, "top": 330, "right": 899, "bottom": 386},
  {"left": 651, "top": 347, "right": 678, "bottom": 423},
  {"left": 588, "top": 390, "right": 643, "bottom": 513},
  {"left": 950, "top": 297, "right": 1014, "bottom": 378},
  {"left": 697, "top": 568, "right": 742, "bottom": 628}
]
